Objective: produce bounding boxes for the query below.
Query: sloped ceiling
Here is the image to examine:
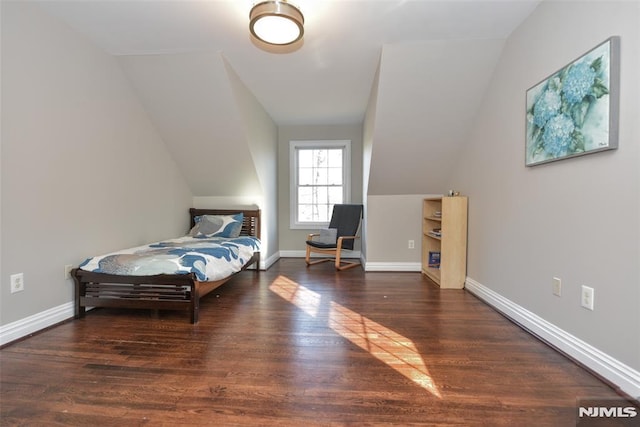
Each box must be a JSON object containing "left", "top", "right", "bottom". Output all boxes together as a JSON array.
[
  {"left": 35, "top": 0, "right": 540, "bottom": 197},
  {"left": 367, "top": 39, "right": 506, "bottom": 195},
  {"left": 119, "top": 52, "right": 261, "bottom": 197}
]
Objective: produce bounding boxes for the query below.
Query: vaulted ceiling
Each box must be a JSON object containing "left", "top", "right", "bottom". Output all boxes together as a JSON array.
[{"left": 36, "top": 0, "right": 540, "bottom": 195}]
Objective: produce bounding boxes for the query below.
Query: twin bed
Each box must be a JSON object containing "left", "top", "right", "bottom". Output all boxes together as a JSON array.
[{"left": 72, "top": 208, "right": 261, "bottom": 324}]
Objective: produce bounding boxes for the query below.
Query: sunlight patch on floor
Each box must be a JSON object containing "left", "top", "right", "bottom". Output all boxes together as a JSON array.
[
  {"left": 269, "top": 275, "right": 441, "bottom": 397},
  {"left": 269, "top": 275, "right": 322, "bottom": 318}
]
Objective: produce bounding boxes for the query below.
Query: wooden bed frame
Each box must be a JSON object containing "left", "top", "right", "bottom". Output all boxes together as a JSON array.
[{"left": 71, "top": 208, "right": 261, "bottom": 324}]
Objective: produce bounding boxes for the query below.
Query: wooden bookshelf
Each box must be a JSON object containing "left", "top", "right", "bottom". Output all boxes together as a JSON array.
[{"left": 422, "top": 196, "right": 468, "bottom": 289}]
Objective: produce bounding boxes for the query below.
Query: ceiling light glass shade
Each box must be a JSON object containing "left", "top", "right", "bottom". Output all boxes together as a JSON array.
[{"left": 249, "top": 1, "right": 304, "bottom": 45}]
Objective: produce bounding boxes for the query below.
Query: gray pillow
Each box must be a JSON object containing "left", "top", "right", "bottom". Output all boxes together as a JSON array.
[
  {"left": 316, "top": 227, "right": 337, "bottom": 244},
  {"left": 189, "top": 213, "right": 243, "bottom": 238}
]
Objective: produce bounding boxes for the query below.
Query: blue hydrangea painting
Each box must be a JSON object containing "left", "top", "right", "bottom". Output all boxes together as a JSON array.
[{"left": 526, "top": 37, "right": 619, "bottom": 166}]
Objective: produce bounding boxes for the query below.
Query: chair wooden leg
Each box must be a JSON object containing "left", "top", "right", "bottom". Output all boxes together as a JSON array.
[
  {"left": 306, "top": 246, "right": 333, "bottom": 267},
  {"left": 307, "top": 243, "right": 360, "bottom": 270},
  {"left": 307, "top": 257, "right": 333, "bottom": 266},
  {"left": 334, "top": 248, "right": 360, "bottom": 270},
  {"left": 336, "top": 261, "right": 361, "bottom": 271}
]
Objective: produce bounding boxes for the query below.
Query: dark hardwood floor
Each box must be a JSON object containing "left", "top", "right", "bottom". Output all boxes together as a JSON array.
[{"left": 0, "top": 259, "right": 631, "bottom": 426}]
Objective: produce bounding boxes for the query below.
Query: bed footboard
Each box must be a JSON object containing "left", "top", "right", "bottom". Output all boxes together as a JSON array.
[{"left": 72, "top": 270, "right": 206, "bottom": 323}]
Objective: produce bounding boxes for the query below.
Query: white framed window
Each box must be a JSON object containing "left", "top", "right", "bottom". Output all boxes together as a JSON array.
[{"left": 290, "top": 140, "right": 351, "bottom": 229}]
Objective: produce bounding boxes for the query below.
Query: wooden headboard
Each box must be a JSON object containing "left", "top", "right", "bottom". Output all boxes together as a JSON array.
[{"left": 189, "top": 208, "right": 261, "bottom": 239}]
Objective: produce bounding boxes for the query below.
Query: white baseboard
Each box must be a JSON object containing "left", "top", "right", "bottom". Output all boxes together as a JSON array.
[
  {"left": 279, "top": 250, "right": 361, "bottom": 259},
  {"left": 364, "top": 262, "right": 421, "bottom": 272},
  {"left": 0, "top": 302, "right": 75, "bottom": 346},
  {"left": 262, "top": 252, "right": 280, "bottom": 270},
  {"left": 278, "top": 253, "right": 420, "bottom": 272},
  {"left": 465, "top": 277, "right": 640, "bottom": 399},
  {"left": 279, "top": 250, "right": 305, "bottom": 258}
]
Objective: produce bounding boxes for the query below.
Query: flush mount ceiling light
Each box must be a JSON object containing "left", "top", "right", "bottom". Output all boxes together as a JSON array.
[{"left": 249, "top": 0, "right": 304, "bottom": 46}]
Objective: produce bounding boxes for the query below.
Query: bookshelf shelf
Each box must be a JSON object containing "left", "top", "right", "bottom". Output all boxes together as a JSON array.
[{"left": 422, "top": 196, "right": 468, "bottom": 289}]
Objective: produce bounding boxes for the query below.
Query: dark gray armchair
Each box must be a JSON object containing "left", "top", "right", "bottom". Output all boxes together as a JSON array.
[{"left": 305, "top": 204, "right": 363, "bottom": 271}]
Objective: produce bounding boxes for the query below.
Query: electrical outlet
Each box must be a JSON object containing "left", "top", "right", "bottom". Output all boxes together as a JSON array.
[
  {"left": 408, "top": 240, "right": 415, "bottom": 249},
  {"left": 581, "top": 285, "right": 594, "bottom": 310},
  {"left": 10, "top": 273, "right": 24, "bottom": 293},
  {"left": 552, "top": 277, "right": 562, "bottom": 297},
  {"left": 64, "top": 265, "right": 74, "bottom": 280}
]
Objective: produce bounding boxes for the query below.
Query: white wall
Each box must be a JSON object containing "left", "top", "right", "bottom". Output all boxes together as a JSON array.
[
  {"left": 448, "top": 1, "right": 639, "bottom": 372},
  {"left": 118, "top": 52, "right": 262, "bottom": 198},
  {"left": 362, "top": 62, "right": 381, "bottom": 262},
  {"left": 196, "top": 57, "right": 279, "bottom": 267},
  {"left": 0, "top": 3, "right": 192, "bottom": 325},
  {"left": 277, "top": 124, "right": 363, "bottom": 253},
  {"left": 362, "top": 39, "right": 504, "bottom": 270},
  {"left": 367, "top": 39, "right": 505, "bottom": 196},
  {"left": 364, "top": 194, "right": 438, "bottom": 271}
]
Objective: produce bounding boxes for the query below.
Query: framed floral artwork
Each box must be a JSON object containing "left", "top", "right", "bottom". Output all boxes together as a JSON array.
[{"left": 525, "top": 36, "right": 620, "bottom": 166}]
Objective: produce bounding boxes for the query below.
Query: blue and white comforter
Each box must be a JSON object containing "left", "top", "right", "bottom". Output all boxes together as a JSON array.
[{"left": 79, "top": 236, "right": 261, "bottom": 282}]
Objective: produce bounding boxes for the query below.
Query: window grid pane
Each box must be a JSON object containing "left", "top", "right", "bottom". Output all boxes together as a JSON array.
[
  {"left": 298, "top": 204, "right": 332, "bottom": 223},
  {"left": 296, "top": 146, "right": 345, "bottom": 224}
]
